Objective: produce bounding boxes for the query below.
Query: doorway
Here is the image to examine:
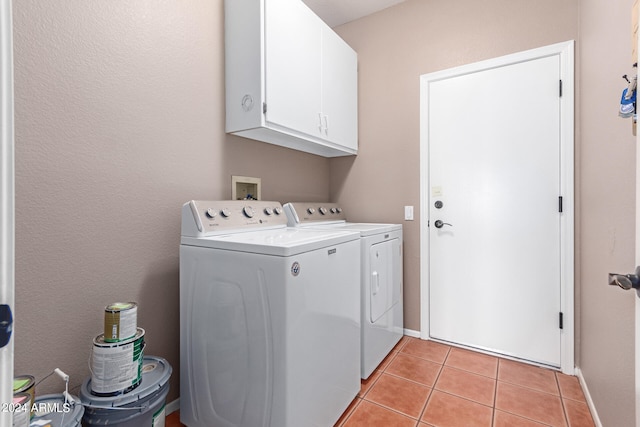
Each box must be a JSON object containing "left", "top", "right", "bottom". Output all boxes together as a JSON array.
[{"left": 419, "top": 41, "right": 574, "bottom": 374}]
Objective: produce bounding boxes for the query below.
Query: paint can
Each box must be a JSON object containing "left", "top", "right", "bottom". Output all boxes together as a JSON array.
[
  {"left": 104, "top": 302, "right": 137, "bottom": 343},
  {"left": 80, "top": 355, "right": 172, "bottom": 427},
  {"left": 90, "top": 327, "right": 145, "bottom": 396},
  {"left": 30, "top": 394, "right": 84, "bottom": 427},
  {"left": 11, "top": 393, "right": 30, "bottom": 427},
  {"left": 12, "top": 375, "right": 35, "bottom": 419}
]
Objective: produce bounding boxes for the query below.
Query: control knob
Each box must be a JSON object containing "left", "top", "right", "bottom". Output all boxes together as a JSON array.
[
  {"left": 274, "top": 207, "right": 282, "bottom": 215},
  {"left": 319, "top": 207, "right": 328, "bottom": 215},
  {"left": 264, "top": 207, "right": 273, "bottom": 216},
  {"left": 220, "top": 208, "right": 231, "bottom": 218},
  {"left": 205, "top": 208, "right": 217, "bottom": 219},
  {"left": 307, "top": 208, "right": 316, "bottom": 215},
  {"left": 330, "top": 208, "right": 337, "bottom": 214},
  {"left": 243, "top": 206, "right": 255, "bottom": 218}
]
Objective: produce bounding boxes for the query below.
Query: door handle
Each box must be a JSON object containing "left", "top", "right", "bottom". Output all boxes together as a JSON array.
[
  {"left": 372, "top": 271, "right": 380, "bottom": 296},
  {"left": 434, "top": 220, "right": 453, "bottom": 229},
  {"left": 608, "top": 267, "right": 640, "bottom": 297}
]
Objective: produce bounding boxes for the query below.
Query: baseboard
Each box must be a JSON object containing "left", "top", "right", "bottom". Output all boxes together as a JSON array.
[
  {"left": 575, "top": 367, "right": 602, "bottom": 427},
  {"left": 403, "top": 328, "right": 420, "bottom": 338},
  {"left": 166, "top": 397, "right": 180, "bottom": 416}
]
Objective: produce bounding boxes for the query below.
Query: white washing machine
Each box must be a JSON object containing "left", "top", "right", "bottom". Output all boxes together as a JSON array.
[
  {"left": 283, "top": 202, "right": 403, "bottom": 380},
  {"left": 180, "top": 200, "right": 361, "bottom": 427}
]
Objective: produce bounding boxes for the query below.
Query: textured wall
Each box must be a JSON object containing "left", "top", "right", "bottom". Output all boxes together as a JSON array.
[
  {"left": 579, "top": 0, "right": 636, "bottom": 425},
  {"left": 12, "top": 0, "right": 329, "bottom": 401}
]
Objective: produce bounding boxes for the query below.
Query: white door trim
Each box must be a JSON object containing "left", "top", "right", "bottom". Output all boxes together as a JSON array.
[
  {"left": 419, "top": 41, "right": 575, "bottom": 374},
  {"left": 0, "top": 0, "right": 14, "bottom": 422}
]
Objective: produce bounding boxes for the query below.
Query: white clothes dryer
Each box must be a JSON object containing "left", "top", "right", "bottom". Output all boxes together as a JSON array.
[
  {"left": 180, "top": 200, "right": 361, "bottom": 427},
  {"left": 283, "top": 202, "right": 403, "bottom": 380}
]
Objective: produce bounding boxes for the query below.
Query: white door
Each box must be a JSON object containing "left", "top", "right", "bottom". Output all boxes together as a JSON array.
[
  {"left": 420, "top": 42, "right": 574, "bottom": 370},
  {"left": 264, "top": 0, "right": 322, "bottom": 138},
  {"left": 0, "top": 0, "right": 14, "bottom": 424}
]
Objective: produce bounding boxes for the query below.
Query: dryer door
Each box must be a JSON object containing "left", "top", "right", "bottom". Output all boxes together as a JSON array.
[{"left": 369, "top": 238, "right": 401, "bottom": 323}]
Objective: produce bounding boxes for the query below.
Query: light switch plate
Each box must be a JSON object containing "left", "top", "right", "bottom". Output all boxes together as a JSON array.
[{"left": 404, "top": 206, "right": 414, "bottom": 221}]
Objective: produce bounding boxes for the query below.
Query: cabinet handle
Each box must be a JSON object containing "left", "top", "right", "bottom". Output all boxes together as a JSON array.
[
  {"left": 323, "top": 115, "right": 329, "bottom": 135},
  {"left": 318, "top": 113, "right": 323, "bottom": 132}
]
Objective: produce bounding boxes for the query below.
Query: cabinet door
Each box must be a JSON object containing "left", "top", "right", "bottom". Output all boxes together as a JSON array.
[
  {"left": 321, "top": 28, "right": 358, "bottom": 150},
  {"left": 264, "top": 0, "right": 322, "bottom": 138}
]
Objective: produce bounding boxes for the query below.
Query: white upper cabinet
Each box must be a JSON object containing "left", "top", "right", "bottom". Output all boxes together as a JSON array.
[
  {"left": 225, "top": 0, "right": 358, "bottom": 157},
  {"left": 321, "top": 27, "right": 358, "bottom": 151}
]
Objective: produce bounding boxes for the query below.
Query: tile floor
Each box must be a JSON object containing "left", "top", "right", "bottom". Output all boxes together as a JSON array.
[{"left": 166, "top": 336, "right": 595, "bottom": 427}]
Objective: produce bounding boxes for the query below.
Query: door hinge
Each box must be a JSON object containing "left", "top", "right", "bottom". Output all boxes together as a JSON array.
[
  {"left": 263, "top": 102, "right": 267, "bottom": 114},
  {"left": 559, "top": 196, "right": 563, "bottom": 213},
  {"left": 559, "top": 80, "right": 563, "bottom": 97},
  {"left": 559, "top": 312, "right": 564, "bottom": 329}
]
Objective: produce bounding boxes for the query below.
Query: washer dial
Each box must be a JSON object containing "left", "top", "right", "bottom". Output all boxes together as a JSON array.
[{"left": 243, "top": 206, "right": 255, "bottom": 218}]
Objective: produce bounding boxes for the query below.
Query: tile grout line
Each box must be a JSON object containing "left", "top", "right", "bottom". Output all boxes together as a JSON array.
[
  {"left": 496, "top": 377, "right": 563, "bottom": 398},
  {"left": 555, "top": 371, "right": 571, "bottom": 427},
  {"left": 360, "top": 396, "right": 425, "bottom": 423},
  {"left": 492, "top": 358, "right": 501, "bottom": 427},
  {"left": 416, "top": 344, "right": 451, "bottom": 423},
  {"left": 335, "top": 396, "right": 361, "bottom": 427}
]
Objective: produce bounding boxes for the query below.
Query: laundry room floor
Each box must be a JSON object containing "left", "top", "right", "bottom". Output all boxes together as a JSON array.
[{"left": 166, "top": 336, "right": 595, "bottom": 427}]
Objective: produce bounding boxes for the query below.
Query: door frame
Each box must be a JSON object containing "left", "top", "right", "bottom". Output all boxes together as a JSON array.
[
  {"left": 0, "top": 0, "right": 14, "bottom": 422},
  {"left": 419, "top": 41, "right": 575, "bottom": 375}
]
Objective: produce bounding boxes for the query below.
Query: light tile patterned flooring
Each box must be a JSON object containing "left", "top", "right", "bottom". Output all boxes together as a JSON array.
[{"left": 166, "top": 336, "right": 595, "bottom": 427}]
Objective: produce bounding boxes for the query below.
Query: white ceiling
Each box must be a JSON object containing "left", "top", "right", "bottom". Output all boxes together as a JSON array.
[{"left": 302, "top": 0, "right": 407, "bottom": 27}]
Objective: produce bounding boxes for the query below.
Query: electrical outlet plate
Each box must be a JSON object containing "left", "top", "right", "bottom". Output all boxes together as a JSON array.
[{"left": 404, "top": 206, "right": 414, "bottom": 221}]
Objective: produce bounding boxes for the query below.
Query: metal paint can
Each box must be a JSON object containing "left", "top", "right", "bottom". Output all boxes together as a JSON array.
[
  {"left": 11, "top": 393, "right": 30, "bottom": 427},
  {"left": 103, "top": 302, "right": 137, "bottom": 343},
  {"left": 12, "top": 375, "right": 35, "bottom": 419},
  {"left": 80, "top": 356, "right": 172, "bottom": 427},
  {"left": 90, "top": 327, "right": 145, "bottom": 396},
  {"left": 30, "top": 394, "right": 84, "bottom": 427}
]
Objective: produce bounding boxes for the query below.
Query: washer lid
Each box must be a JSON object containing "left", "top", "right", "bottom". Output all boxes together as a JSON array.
[
  {"left": 181, "top": 227, "right": 360, "bottom": 256},
  {"left": 295, "top": 222, "right": 402, "bottom": 237}
]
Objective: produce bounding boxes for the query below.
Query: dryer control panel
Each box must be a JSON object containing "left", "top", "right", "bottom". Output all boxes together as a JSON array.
[
  {"left": 284, "top": 202, "right": 347, "bottom": 225},
  {"left": 182, "top": 200, "right": 287, "bottom": 237}
]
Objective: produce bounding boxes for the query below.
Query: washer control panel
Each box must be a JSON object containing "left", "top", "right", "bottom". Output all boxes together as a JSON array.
[
  {"left": 182, "top": 200, "right": 287, "bottom": 236},
  {"left": 285, "top": 202, "right": 346, "bottom": 224}
]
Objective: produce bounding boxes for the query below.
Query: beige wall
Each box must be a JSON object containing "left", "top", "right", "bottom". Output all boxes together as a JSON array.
[
  {"left": 579, "top": 0, "right": 637, "bottom": 425},
  {"left": 334, "top": 0, "right": 635, "bottom": 425},
  {"left": 12, "top": 0, "right": 329, "bottom": 401}
]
